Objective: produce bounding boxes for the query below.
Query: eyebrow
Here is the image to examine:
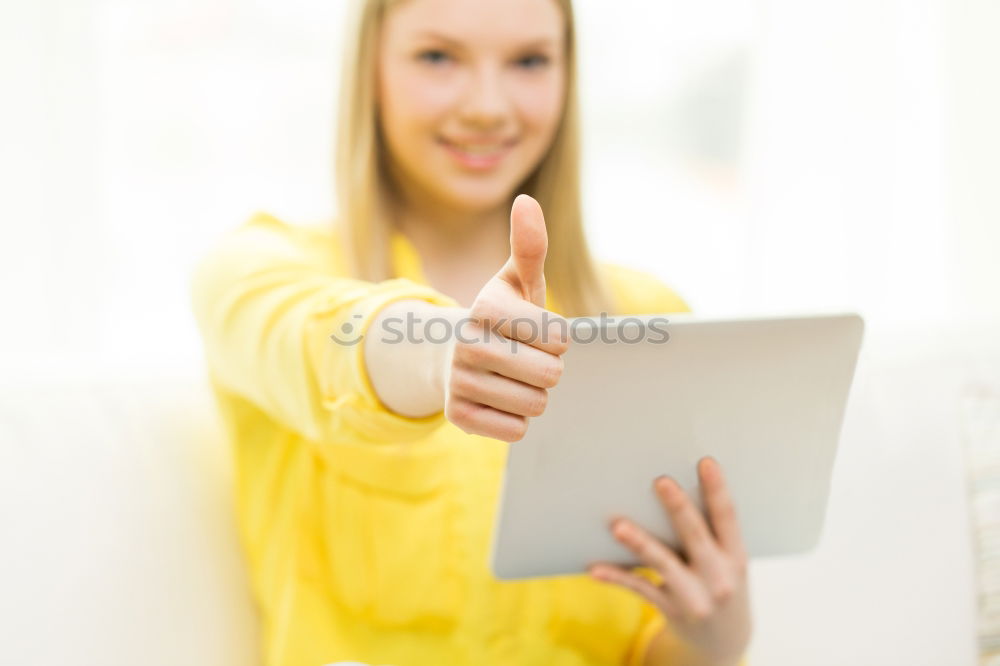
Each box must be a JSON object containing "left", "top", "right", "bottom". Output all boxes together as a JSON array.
[{"left": 414, "top": 30, "right": 557, "bottom": 49}]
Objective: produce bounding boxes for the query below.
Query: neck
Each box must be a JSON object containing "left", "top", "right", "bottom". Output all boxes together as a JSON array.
[
  {"left": 395, "top": 200, "right": 508, "bottom": 255},
  {"left": 388, "top": 188, "right": 512, "bottom": 306}
]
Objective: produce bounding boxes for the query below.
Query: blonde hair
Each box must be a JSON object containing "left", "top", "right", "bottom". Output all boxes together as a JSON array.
[{"left": 334, "top": 0, "right": 612, "bottom": 316}]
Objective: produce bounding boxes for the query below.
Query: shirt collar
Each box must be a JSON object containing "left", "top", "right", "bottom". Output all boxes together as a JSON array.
[{"left": 389, "top": 231, "right": 427, "bottom": 284}]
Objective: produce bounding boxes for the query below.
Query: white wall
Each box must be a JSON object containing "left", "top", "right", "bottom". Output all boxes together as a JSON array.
[{"left": 3, "top": 0, "right": 996, "bottom": 362}]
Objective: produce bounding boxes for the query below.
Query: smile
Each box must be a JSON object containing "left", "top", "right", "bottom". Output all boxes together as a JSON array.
[{"left": 438, "top": 136, "right": 517, "bottom": 170}]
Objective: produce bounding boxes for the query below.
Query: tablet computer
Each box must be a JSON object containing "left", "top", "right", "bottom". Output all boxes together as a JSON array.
[{"left": 489, "top": 312, "right": 864, "bottom": 580}]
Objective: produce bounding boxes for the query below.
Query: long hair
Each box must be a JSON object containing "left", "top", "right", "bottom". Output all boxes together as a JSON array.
[{"left": 334, "top": 0, "right": 613, "bottom": 316}]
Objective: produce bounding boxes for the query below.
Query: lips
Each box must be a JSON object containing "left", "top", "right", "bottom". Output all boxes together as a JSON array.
[{"left": 438, "top": 136, "right": 518, "bottom": 170}]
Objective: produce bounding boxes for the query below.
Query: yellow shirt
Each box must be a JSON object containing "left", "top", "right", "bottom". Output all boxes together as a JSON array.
[{"left": 191, "top": 212, "right": 693, "bottom": 666}]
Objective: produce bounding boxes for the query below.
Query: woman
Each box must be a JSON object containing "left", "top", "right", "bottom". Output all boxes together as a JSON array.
[{"left": 192, "top": 0, "right": 752, "bottom": 664}]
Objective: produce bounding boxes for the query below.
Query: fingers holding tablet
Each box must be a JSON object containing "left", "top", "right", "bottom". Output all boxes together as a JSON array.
[{"left": 589, "top": 457, "right": 752, "bottom": 662}]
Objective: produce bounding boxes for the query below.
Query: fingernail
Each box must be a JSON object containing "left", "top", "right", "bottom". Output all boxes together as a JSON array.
[{"left": 700, "top": 456, "right": 719, "bottom": 480}]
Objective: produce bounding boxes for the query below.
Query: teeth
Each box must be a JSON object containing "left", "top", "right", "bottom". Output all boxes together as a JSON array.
[{"left": 453, "top": 143, "right": 503, "bottom": 155}]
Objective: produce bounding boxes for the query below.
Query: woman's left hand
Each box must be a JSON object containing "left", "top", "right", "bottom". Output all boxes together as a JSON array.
[{"left": 588, "top": 456, "right": 752, "bottom": 666}]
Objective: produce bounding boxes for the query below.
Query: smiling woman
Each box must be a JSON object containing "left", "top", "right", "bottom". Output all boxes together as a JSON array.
[
  {"left": 335, "top": 0, "right": 611, "bottom": 314},
  {"left": 377, "top": 0, "right": 565, "bottom": 209},
  {"left": 190, "top": 0, "right": 750, "bottom": 665}
]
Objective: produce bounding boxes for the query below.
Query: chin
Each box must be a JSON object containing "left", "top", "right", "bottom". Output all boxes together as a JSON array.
[{"left": 436, "top": 179, "right": 521, "bottom": 215}]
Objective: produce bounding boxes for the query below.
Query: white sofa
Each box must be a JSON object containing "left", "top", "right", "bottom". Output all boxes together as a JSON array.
[
  {"left": 1, "top": 326, "right": 992, "bottom": 665},
  {"left": 0, "top": 358, "right": 259, "bottom": 666}
]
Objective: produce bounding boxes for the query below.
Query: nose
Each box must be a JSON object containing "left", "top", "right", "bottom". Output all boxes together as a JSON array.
[{"left": 458, "top": 62, "right": 510, "bottom": 131}]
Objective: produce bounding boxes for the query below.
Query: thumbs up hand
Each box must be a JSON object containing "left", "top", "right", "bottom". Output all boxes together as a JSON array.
[{"left": 443, "top": 194, "right": 570, "bottom": 442}]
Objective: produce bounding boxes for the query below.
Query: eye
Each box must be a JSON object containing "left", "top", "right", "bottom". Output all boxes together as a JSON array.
[
  {"left": 417, "top": 49, "right": 452, "bottom": 65},
  {"left": 514, "top": 53, "right": 550, "bottom": 70}
]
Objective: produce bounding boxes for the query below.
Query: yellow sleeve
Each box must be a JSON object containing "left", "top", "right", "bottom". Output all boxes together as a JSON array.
[
  {"left": 190, "top": 213, "right": 458, "bottom": 445},
  {"left": 626, "top": 600, "right": 668, "bottom": 666}
]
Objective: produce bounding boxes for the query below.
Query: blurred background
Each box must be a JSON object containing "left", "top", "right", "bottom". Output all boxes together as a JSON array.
[{"left": 1, "top": 0, "right": 998, "bottom": 664}]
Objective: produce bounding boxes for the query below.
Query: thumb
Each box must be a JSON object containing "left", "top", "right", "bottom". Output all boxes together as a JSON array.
[{"left": 507, "top": 193, "right": 548, "bottom": 306}]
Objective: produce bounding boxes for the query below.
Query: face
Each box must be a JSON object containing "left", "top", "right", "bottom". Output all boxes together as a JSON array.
[{"left": 376, "top": 0, "right": 567, "bottom": 216}]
